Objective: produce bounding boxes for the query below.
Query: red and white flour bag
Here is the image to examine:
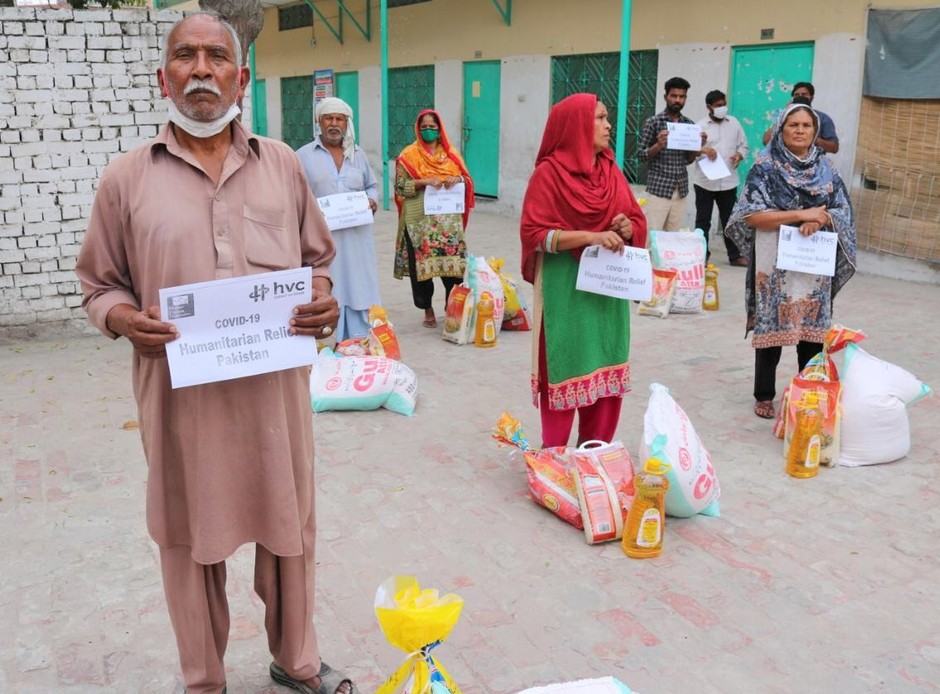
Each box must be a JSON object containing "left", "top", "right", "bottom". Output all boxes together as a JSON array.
[
  {"left": 640, "top": 383, "right": 720, "bottom": 517},
  {"left": 649, "top": 230, "right": 707, "bottom": 314},
  {"left": 310, "top": 350, "right": 418, "bottom": 416}
]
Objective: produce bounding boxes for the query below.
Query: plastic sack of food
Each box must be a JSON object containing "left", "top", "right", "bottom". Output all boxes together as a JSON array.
[
  {"left": 335, "top": 337, "right": 370, "bottom": 357},
  {"left": 310, "top": 350, "right": 417, "bottom": 416},
  {"left": 492, "top": 413, "right": 582, "bottom": 529},
  {"left": 368, "top": 305, "right": 402, "bottom": 360},
  {"left": 488, "top": 257, "right": 532, "bottom": 331},
  {"left": 774, "top": 325, "right": 867, "bottom": 463},
  {"left": 637, "top": 268, "right": 679, "bottom": 318},
  {"left": 442, "top": 285, "right": 475, "bottom": 345},
  {"left": 640, "top": 383, "right": 720, "bottom": 517},
  {"left": 464, "top": 255, "right": 505, "bottom": 333},
  {"left": 649, "top": 230, "right": 706, "bottom": 314},
  {"left": 374, "top": 576, "right": 463, "bottom": 694},
  {"left": 782, "top": 377, "right": 842, "bottom": 468},
  {"left": 517, "top": 676, "right": 635, "bottom": 693},
  {"left": 569, "top": 440, "right": 635, "bottom": 544},
  {"left": 775, "top": 350, "right": 842, "bottom": 467},
  {"left": 839, "top": 343, "right": 932, "bottom": 466}
]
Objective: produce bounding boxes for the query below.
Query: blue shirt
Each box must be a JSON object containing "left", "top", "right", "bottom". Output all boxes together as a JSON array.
[{"left": 295, "top": 138, "right": 381, "bottom": 312}]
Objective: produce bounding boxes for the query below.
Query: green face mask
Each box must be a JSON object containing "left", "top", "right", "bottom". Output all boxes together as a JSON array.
[{"left": 420, "top": 129, "right": 439, "bottom": 143}]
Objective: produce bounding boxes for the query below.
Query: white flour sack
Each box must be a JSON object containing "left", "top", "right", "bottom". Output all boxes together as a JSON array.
[
  {"left": 839, "top": 343, "right": 932, "bottom": 466},
  {"left": 640, "top": 383, "right": 720, "bottom": 517},
  {"left": 310, "top": 351, "right": 418, "bottom": 416},
  {"left": 649, "top": 230, "right": 707, "bottom": 313}
]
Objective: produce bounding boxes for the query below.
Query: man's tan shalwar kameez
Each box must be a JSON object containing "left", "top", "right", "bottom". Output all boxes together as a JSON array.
[{"left": 77, "top": 121, "right": 335, "bottom": 693}]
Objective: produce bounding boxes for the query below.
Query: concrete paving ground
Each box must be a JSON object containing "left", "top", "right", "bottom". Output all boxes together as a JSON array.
[{"left": 2, "top": 203, "right": 939, "bottom": 693}]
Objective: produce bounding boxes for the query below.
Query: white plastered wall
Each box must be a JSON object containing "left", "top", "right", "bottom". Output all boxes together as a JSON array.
[{"left": 497, "top": 55, "right": 552, "bottom": 216}]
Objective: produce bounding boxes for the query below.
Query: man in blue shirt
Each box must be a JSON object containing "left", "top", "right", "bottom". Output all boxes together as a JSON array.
[
  {"left": 762, "top": 82, "right": 839, "bottom": 154},
  {"left": 297, "top": 97, "right": 381, "bottom": 341}
]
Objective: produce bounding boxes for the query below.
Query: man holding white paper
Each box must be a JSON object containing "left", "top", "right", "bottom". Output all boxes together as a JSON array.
[
  {"left": 639, "top": 76, "right": 706, "bottom": 231},
  {"left": 76, "top": 13, "right": 357, "bottom": 694},
  {"left": 693, "top": 89, "right": 749, "bottom": 265},
  {"left": 297, "top": 97, "right": 381, "bottom": 341}
]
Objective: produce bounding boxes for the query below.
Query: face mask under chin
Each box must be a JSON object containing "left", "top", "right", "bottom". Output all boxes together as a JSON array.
[{"left": 167, "top": 100, "right": 241, "bottom": 139}]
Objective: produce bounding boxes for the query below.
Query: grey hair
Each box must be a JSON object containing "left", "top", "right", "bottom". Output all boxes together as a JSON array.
[{"left": 159, "top": 11, "right": 243, "bottom": 71}]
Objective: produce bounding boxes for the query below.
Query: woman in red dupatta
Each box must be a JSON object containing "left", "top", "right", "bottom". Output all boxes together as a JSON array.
[
  {"left": 520, "top": 93, "right": 648, "bottom": 447},
  {"left": 394, "top": 109, "right": 475, "bottom": 328}
]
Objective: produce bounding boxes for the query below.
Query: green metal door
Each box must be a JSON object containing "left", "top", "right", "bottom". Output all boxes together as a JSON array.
[
  {"left": 335, "top": 71, "right": 359, "bottom": 142},
  {"left": 462, "top": 61, "right": 500, "bottom": 197},
  {"left": 281, "top": 74, "right": 314, "bottom": 150},
  {"left": 729, "top": 42, "right": 814, "bottom": 183},
  {"left": 387, "top": 65, "right": 434, "bottom": 160},
  {"left": 552, "top": 50, "right": 658, "bottom": 185},
  {"left": 252, "top": 78, "right": 267, "bottom": 136}
]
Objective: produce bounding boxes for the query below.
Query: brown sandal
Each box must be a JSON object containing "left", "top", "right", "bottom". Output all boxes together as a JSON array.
[{"left": 754, "top": 400, "right": 775, "bottom": 419}]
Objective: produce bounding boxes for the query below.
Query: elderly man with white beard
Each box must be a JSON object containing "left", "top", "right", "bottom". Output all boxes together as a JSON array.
[
  {"left": 296, "top": 98, "right": 381, "bottom": 342},
  {"left": 76, "top": 12, "right": 357, "bottom": 694}
]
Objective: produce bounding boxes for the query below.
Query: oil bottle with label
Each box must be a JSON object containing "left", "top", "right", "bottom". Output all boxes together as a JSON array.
[
  {"left": 786, "top": 392, "right": 823, "bottom": 478},
  {"left": 702, "top": 264, "right": 719, "bottom": 310},
  {"left": 622, "top": 444, "right": 671, "bottom": 559}
]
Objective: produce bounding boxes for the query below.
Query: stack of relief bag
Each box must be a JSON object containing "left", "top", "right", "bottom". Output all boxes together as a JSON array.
[{"left": 774, "top": 325, "right": 932, "bottom": 466}]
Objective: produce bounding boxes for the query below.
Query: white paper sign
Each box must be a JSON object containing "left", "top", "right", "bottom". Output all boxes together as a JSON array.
[
  {"left": 697, "top": 154, "right": 732, "bottom": 181},
  {"left": 666, "top": 122, "right": 702, "bottom": 151},
  {"left": 575, "top": 245, "right": 653, "bottom": 301},
  {"left": 159, "top": 267, "right": 317, "bottom": 389},
  {"left": 775, "top": 226, "right": 838, "bottom": 276},
  {"left": 423, "top": 182, "right": 465, "bottom": 215},
  {"left": 316, "top": 191, "right": 372, "bottom": 231}
]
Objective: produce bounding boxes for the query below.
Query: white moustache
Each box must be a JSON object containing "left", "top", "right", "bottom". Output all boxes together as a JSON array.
[{"left": 184, "top": 80, "right": 221, "bottom": 97}]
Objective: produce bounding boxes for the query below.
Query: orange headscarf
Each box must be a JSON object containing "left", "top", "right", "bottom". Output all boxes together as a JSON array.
[{"left": 396, "top": 109, "right": 475, "bottom": 228}]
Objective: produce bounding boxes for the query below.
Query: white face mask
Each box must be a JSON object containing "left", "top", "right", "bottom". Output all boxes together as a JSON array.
[
  {"left": 167, "top": 100, "right": 241, "bottom": 139},
  {"left": 711, "top": 105, "right": 729, "bottom": 120}
]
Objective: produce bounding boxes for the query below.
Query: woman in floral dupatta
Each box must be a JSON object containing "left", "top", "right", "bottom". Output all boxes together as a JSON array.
[
  {"left": 725, "top": 103, "right": 856, "bottom": 420},
  {"left": 520, "top": 93, "right": 648, "bottom": 447},
  {"left": 394, "top": 109, "right": 475, "bottom": 328}
]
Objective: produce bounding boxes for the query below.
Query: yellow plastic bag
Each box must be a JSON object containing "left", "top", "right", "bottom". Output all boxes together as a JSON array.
[{"left": 374, "top": 576, "right": 464, "bottom": 694}]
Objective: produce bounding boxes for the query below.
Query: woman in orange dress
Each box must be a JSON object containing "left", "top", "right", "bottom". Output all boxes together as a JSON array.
[{"left": 393, "top": 109, "right": 475, "bottom": 328}]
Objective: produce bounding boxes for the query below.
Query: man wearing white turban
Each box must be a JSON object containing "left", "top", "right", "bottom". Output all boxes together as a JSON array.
[{"left": 297, "top": 97, "right": 381, "bottom": 341}]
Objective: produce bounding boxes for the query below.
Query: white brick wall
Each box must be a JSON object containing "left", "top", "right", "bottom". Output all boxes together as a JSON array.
[{"left": 0, "top": 7, "right": 255, "bottom": 340}]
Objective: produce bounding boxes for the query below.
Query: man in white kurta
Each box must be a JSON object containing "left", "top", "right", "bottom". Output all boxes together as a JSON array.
[
  {"left": 76, "top": 12, "right": 356, "bottom": 694},
  {"left": 296, "top": 97, "right": 381, "bottom": 342},
  {"left": 693, "top": 89, "right": 749, "bottom": 265}
]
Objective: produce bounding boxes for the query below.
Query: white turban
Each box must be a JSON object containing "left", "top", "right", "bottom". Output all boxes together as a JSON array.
[{"left": 315, "top": 97, "right": 356, "bottom": 161}]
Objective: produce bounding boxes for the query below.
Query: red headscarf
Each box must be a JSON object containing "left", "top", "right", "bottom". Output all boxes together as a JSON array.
[
  {"left": 519, "top": 93, "right": 647, "bottom": 283},
  {"left": 396, "top": 108, "right": 475, "bottom": 229}
]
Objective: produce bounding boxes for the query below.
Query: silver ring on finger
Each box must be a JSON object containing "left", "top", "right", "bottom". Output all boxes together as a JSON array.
[{"left": 321, "top": 325, "right": 333, "bottom": 337}]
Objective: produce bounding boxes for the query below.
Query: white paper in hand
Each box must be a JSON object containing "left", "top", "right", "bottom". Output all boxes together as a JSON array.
[
  {"left": 424, "top": 182, "right": 465, "bottom": 215},
  {"left": 576, "top": 245, "right": 653, "bottom": 301},
  {"left": 775, "top": 225, "right": 838, "bottom": 276}
]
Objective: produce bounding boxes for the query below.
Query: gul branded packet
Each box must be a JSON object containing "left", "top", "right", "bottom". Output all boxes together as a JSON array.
[{"left": 637, "top": 268, "right": 679, "bottom": 318}]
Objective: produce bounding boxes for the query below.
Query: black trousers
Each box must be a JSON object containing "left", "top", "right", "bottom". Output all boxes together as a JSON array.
[
  {"left": 402, "top": 230, "right": 460, "bottom": 310},
  {"left": 754, "top": 341, "right": 824, "bottom": 401},
  {"left": 694, "top": 185, "right": 742, "bottom": 261}
]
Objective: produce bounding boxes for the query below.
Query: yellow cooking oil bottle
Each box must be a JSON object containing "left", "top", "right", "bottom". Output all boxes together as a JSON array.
[
  {"left": 473, "top": 290, "right": 497, "bottom": 348},
  {"left": 702, "top": 264, "right": 720, "bottom": 310},
  {"left": 786, "top": 391, "right": 823, "bottom": 478},
  {"left": 622, "top": 448, "right": 671, "bottom": 559}
]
